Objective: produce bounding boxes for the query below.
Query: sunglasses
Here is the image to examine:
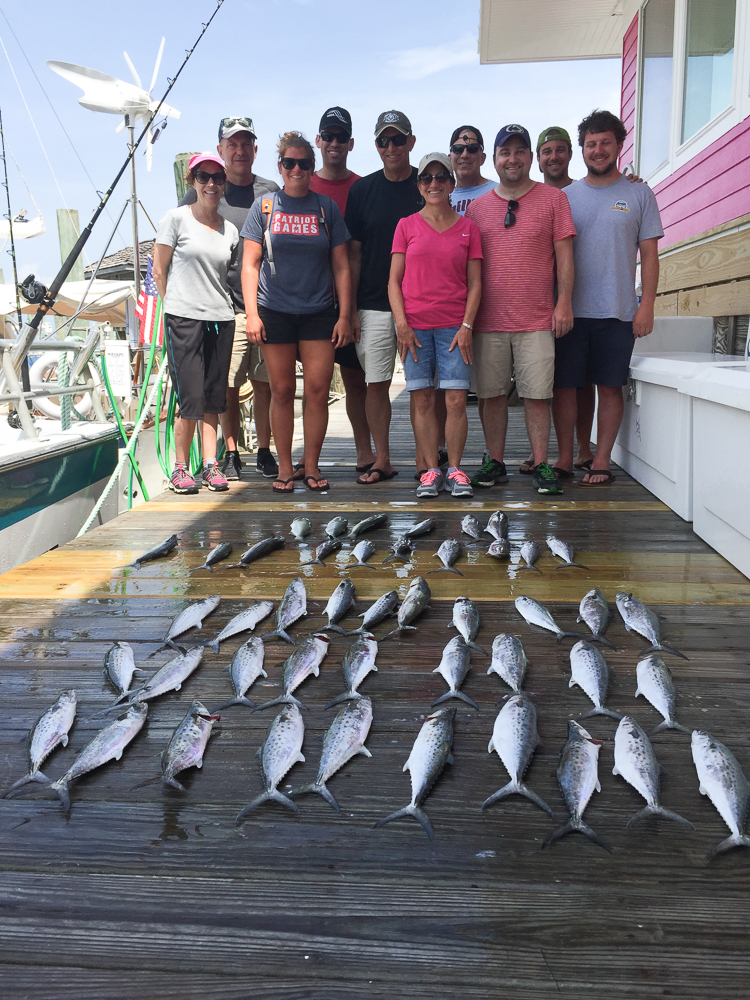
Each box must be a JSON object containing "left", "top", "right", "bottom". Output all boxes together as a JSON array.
[
  {"left": 450, "top": 142, "right": 483, "bottom": 155},
  {"left": 418, "top": 171, "right": 452, "bottom": 185},
  {"left": 320, "top": 130, "right": 350, "bottom": 144},
  {"left": 220, "top": 116, "right": 254, "bottom": 130},
  {"left": 504, "top": 199, "right": 519, "bottom": 229},
  {"left": 194, "top": 170, "right": 226, "bottom": 185},
  {"left": 375, "top": 132, "right": 409, "bottom": 148},
  {"left": 280, "top": 157, "right": 314, "bottom": 171}
]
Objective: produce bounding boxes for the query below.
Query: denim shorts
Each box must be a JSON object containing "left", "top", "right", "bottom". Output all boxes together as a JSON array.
[{"left": 404, "top": 326, "right": 471, "bottom": 391}]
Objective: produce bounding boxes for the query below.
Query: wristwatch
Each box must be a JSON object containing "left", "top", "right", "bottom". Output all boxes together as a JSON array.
[{"left": 461, "top": 322, "right": 473, "bottom": 331}]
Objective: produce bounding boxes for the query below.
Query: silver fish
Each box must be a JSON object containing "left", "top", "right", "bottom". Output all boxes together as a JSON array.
[
  {"left": 125, "top": 534, "right": 178, "bottom": 570},
  {"left": 383, "top": 534, "right": 413, "bottom": 564},
  {"left": 487, "top": 539, "right": 510, "bottom": 560},
  {"left": 485, "top": 510, "right": 509, "bottom": 541},
  {"left": 450, "top": 596, "right": 486, "bottom": 654},
  {"left": 432, "top": 636, "right": 478, "bottom": 710},
  {"left": 546, "top": 535, "right": 587, "bottom": 570},
  {"left": 254, "top": 632, "right": 330, "bottom": 711},
  {"left": 349, "top": 539, "right": 376, "bottom": 569},
  {"left": 50, "top": 703, "right": 148, "bottom": 811},
  {"left": 615, "top": 592, "right": 688, "bottom": 660},
  {"left": 345, "top": 590, "right": 399, "bottom": 636},
  {"left": 325, "top": 633, "right": 379, "bottom": 708},
  {"left": 578, "top": 588, "right": 614, "bottom": 648},
  {"left": 2, "top": 691, "right": 77, "bottom": 798},
  {"left": 291, "top": 697, "right": 373, "bottom": 812},
  {"left": 103, "top": 641, "right": 141, "bottom": 701},
  {"left": 263, "top": 576, "right": 307, "bottom": 643},
  {"left": 488, "top": 634, "right": 527, "bottom": 693},
  {"left": 569, "top": 640, "right": 623, "bottom": 720},
  {"left": 382, "top": 576, "right": 431, "bottom": 639},
  {"left": 161, "top": 700, "right": 221, "bottom": 791},
  {"left": 613, "top": 716, "right": 694, "bottom": 829},
  {"left": 514, "top": 596, "right": 584, "bottom": 643},
  {"left": 691, "top": 730, "right": 750, "bottom": 859},
  {"left": 636, "top": 654, "right": 690, "bottom": 736},
  {"left": 482, "top": 695, "right": 552, "bottom": 816},
  {"left": 543, "top": 720, "right": 611, "bottom": 853},
  {"left": 374, "top": 706, "right": 455, "bottom": 840},
  {"left": 518, "top": 540, "right": 542, "bottom": 573},
  {"left": 126, "top": 646, "right": 204, "bottom": 706},
  {"left": 212, "top": 636, "right": 267, "bottom": 711},
  {"left": 162, "top": 595, "right": 221, "bottom": 650},
  {"left": 236, "top": 704, "right": 305, "bottom": 819},
  {"left": 206, "top": 600, "right": 274, "bottom": 653},
  {"left": 290, "top": 517, "right": 312, "bottom": 541},
  {"left": 325, "top": 516, "right": 349, "bottom": 538},
  {"left": 347, "top": 513, "right": 388, "bottom": 541},
  {"left": 428, "top": 539, "right": 463, "bottom": 576},
  {"left": 404, "top": 518, "right": 437, "bottom": 539},
  {"left": 323, "top": 578, "right": 356, "bottom": 635},
  {"left": 189, "top": 542, "right": 233, "bottom": 574},
  {"left": 227, "top": 535, "right": 286, "bottom": 568},
  {"left": 461, "top": 515, "right": 485, "bottom": 540},
  {"left": 305, "top": 536, "right": 342, "bottom": 567}
]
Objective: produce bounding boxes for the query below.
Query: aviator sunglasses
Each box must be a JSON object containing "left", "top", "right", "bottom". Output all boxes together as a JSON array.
[
  {"left": 375, "top": 132, "right": 410, "bottom": 148},
  {"left": 450, "top": 142, "right": 483, "bottom": 155},
  {"left": 194, "top": 170, "right": 226, "bottom": 185},
  {"left": 504, "top": 199, "right": 519, "bottom": 228},
  {"left": 418, "top": 171, "right": 452, "bottom": 185},
  {"left": 280, "top": 157, "right": 314, "bottom": 171}
]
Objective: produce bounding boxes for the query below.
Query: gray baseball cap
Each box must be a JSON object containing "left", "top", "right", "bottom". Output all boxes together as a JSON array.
[{"left": 375, "top": 110, "right": 412, "bottom": 136}]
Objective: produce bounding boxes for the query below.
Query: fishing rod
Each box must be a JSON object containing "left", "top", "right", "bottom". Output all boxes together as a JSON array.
[{"left": 0, "top": 107, "right": 22, "bottom": 331}]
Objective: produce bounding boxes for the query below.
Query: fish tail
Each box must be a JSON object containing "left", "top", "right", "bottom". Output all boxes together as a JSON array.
[
  {"left": 262, "top": 630, "right": 295, "bottom": 644},
  {"left": 468, "top": 641, "right": 488, "bottom": 656},
  {"left": 373, "top": 803, "right": 434, "bottom": 840},
  {"left": 324, "top": 691, "right": 357, "bottom": 709},
  {"left": 49, "top": 779, "right": 71, "bottom": 811},
  {"left": 291, "top": 781, "right": 340, "bottom": 813},
  {"left": 454, "top": 690, "right": 479, "bottom": 711},
  {"left": 482, "top": 781, "right": 553, "bottom": 818},
  {"left": 206, "top": 639, "right": 221, "bottom": 654},
  {"left": 431, "top": 691, "right": 456, "bottom": 708},
  {"left": 382, "top": 554, "right": 406, "bottom": 565},
  {"left": 236, "top": 788, "right": 299, "bottom": 822},
  {"left": 164, "top": 776, "right": 186, "bottom": 792},
  {"left": 642, "top": 642, "right": 689, "bottom": 661},
  {"left": 576, "top": 820, "right": 614, "bottom": 853},
  {"left": 381, "top": 626, "right": 416, "bottom": 642},
  {"left": 427, "top": 566, "right": 463, "bottom": 576},
  {"left": 650, "top": 719, "right": 691, "bottom": 737},
  {"left": 211, "top": 696, "right": 254, "bottom": 712},
  {"left": 252, "top": 696, "right": 289, "bottom": 713},
  {"left": 581, "top": 706, "right": 624, "bottom": 721},
  {"left": 627, "top": 804, "right": 695, "bottom": 830},
  {"left": 543, "top": 817, "right": 612, "bottom": 853},
  {"left": 341, "top": 627, "right": 364, "bottom": 637},
  {"left": 556, "top": 631, "right": 587, "bottom": 643},
  {"left": 590, "top": 633, "right": 616, "bottom": 649},
  {"left": 706, "top": 833, "right": 750, "bottom": 860},
  {"left": 352, "top": 562, "right": 377, "bottom": 570},
  {"left": 1, "top": 770, "right": 51, "bottom": 798},
  {"left": 556, "top": 561, "right": 589, "bottom": 570},
  {"left": 324, "top": 624, "right": 348, "bottom": 636}
]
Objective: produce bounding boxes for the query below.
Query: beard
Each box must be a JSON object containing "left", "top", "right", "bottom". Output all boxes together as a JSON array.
[{"left": 586, "top": 158, "right": 618, "bottom": 177}]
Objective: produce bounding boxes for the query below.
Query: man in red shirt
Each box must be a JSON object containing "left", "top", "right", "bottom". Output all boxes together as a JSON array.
[{"left": 465, "top": 125, "right": 575, "bottom": 495}]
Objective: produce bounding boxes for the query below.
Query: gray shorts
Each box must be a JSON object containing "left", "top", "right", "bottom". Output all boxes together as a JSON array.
[
  {"left": 228, "top": 312, "right": 269, "bottom": 386},
  {"left": 354, "top": 309, "right": 397, "bottom": 384}
]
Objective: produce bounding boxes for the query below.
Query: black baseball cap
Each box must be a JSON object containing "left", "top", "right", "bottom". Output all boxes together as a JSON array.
[
  {"left": 494, "top": 124, "right": 532, "bottom": 150},
  {"left": 375, "top": 110, "right": 412, "bottom": 137},
  {"left": 450, "top": 125, "right": 484, "bottom": 148},
  {"left": 319, "top": 107, "right": 352, "bottom": 137}
]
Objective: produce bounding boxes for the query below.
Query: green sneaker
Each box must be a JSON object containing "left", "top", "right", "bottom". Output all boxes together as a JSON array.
[
  {"left": 472, "top": 457, "right": 508, "bottom": 488},
  {"left": 532, "top": 461, "right": 562, "bottom": 495}
]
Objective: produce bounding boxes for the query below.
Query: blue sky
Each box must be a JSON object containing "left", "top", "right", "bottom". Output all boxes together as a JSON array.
[{"left": 0, "top": 0, "right": 620, "bottom": 283}]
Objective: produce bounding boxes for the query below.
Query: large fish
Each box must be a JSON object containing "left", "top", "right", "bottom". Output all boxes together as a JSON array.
[
  {"left": 290, "top": 517, "right": 312, "bottom": 542},
  {"left": 324, "top": 516, "right": 349, "bottom": 539},
  {"left": 206, "top": 600, "right": 274, "bottom": 654},
  {"left": 226, "top": 535, "right": 285, "bottom": 569},
  {"left": 263, "top": 577, "right": 307, "bottom": 643},
  {"left": 432, "top": 636, "right": 478, "bottom": 710},
  {"left": 577, "top": 588, "right": 614, "bottom": 648},
  {"left": 236, "top": 704, "right": 305, "bottom": 819},
  {"left": 485, "top": 510, "right": 508, "bottom": 541},
  {"left": 323, "top": 579, "right": 356, "bottom": 635},
  {"left": 569, "top": 640, "right": 623, "bottom": 720},
  {"left": 461, "top": 515, "right": 485, "bottom": 541},
  {"left": 189, "top": 542, "right": 233, "bottom": 574},
  {"left": 487, "top": 539, "right": 510, "bottom": 560},
  {"left": 103, "top": 641, "right": 144, "bottom": 706},
  {"left": 449, "top": 596, "right": 486, "bottom": 654},
  {"left": 382, "top": 576, "right": 431, "bottom": 639},
  {"left": 615, "top": 592, "right": 688, "bottom": 660},
  {"left": 613, "top": 716, "right": 694, "bottom": 829},
  {"left": 691, "top": 730, "right": 750, "bottom": 859},
  {"left": 212, "top": 636, "right": 267, "bottom": 711},
  {"left": 428, "top": 539, "right": 463, "bottom": 576},
  {"left": 50, "top": 703, "right": 148, "bottom": 811},
  {"left": 382, "top": 534, "right": 414, "bottom": 565},
  {"left": 482, "top": 695, "right": 552, "bottom": 817},
  {"left": 304, "top": 536, "right": 342, "bottom": 568},
  {"left": 374, "top": 706, "right": 455, "bottom": 840},
  {"left": 543, "top": 720, "right": 612, "bottom": 853},
  {"left": 349, "top": 539, "right": 377, "bottom": 569},
  {"left": 514, "top": 596, "right": 584, "bottom": 643},
  {"left": 161, "top": 700, "right": 221, "bottom": 791},
  {"left": 291, "top": 697, "right": 373, "bottom": 812},
  {"left": 546, "top": 535, "right": 587, "bottom": 570},
  {"left": 254, "top": 633, "right": 330, "bottom": 711},
  {"left": 125, "top": 534, "right": 178, "bottom": 570},
  {"left": 160, "top": 595, "right": 221, "bottom": 651},
  {"left": 325, "top": 633, "right": 378, "bottom": 708},
  {"left": 344, "top": 590, "right": 399, "bottom": 636},
  {"left": 2, "top": 691, "right": 77, "bottom": 798},
  {"left": 488, "top": 634, "right": 527, "bottom": 694},
  {"left": 125, "top": 646, "right": 204, "bottom": 707},
  {"left": 517, "top": 541, "right": 542, "bottom": 573},
  {"left": 635, "top": 654, "right": 690, "bottom": 736},
  {"left": 347, "top": 513, "right": 388, "bottom": 541}
]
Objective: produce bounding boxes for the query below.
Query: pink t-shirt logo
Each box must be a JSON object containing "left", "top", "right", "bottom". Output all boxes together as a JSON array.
[{"left": 271, "top": 212, "right": 320, "bottom": 235}]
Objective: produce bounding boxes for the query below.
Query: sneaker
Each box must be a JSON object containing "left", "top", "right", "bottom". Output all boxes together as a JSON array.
[
  {"left": 201, "top": 462, "right": 230, "bottom": 492},
  {"left": 416, "top": 469, "right": 444, "bottom": 498},
  {"left": 169, "top": 466, "right": 199, "bottom": 495},
  {"left": 473, "top": 457, "right": 509, "bottom": 488},
  {"left": 446, "top": 469, "right": 473, "bottom": 498},
  {"left": 255, "top": 447, "right": 279, "bottom": 479},
  {"left": 221, "top": 450, "right": 243, "bottom": 481},
  {"left": 532, "top": 461, "right": 563, "bottom": 495},
  {"left": 437, "top": 448, "right": 449, "bottom": 469}
]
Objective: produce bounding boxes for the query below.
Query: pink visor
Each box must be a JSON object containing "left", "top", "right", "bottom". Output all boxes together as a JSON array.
[{"left": 188, "top": 152, "right": 226, "bottom": 173}]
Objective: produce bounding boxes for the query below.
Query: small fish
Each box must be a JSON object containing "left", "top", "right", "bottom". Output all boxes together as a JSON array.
[
  {"left": 461, "top": 515, "right": 485, "bottom": 540},
  {"left": 546, "top": 535, "right": 588, "bottom": 570},
  {"left": 488, "top": 634, "right": 527, "bottom": 694},
  {"left": 349, "top": 539, "right": 376, "bottom": 569},
  {"left": 691, "top": 730, "right": 750, "bottom": 859},
  {"left": 615, "top": 592, "right": 688, "bottom": 660},
  {"left": 325, "top": 516, "right": 349, "bottom": 539},
  {"left": 428, "top": 539, "right": 463, "bottom": 576},
  {"left": 404, "top": 518, "right": 437, "bottom": 540},
  {"left": 613, "top": 716, "right": 694, "bottom": 829},
  {"left": 569, "top": 640, "right": 623, "bottom": 720},
  {"left": 226, "top": 535, "right": 286, "bottom": 569},
  {"left": 485, "top": 510, "right": 509, "bottom": 541},
  {"left": 636, "top": 654, "right": 690, "bottom": 736},
  {"left": 432, "top": 636, "right": 478, "bottom": 710},
  {"left": 161, "top": 595, "right": 221, "bottom": 651},
  {"left": 305, "top": 536, "right": 342, "bottom": 567},
  {"left": 206, "top": 600, "right": 274, "bottom": 654},
  {"left": 517, "top": 541, "right": 542, "bottom": 573},
  {"left": 323, "top": 579, "right": 356, "bottom": 635},
  {"left": 254, "top": 633, "right": 330, "bottom": 711},
  {"left": 290, "top": 517, "right": 312, "bottom": 541},
  {"left": 382, "top": 577, "right": 431, "bottom": 639},
  {"left": 125, "top": 646, "right": 205, "bottom": 707},
  {"left": 382, "top": 534, "right": 413, "bottom": 564},
  {"left": 212, "top": 636, "right": 267, "bottom": 711},
  {"left": 189, "top": 542, "right": 233, "bottom": 574},
  {"left": 2, "top": 691, "right": 77, "bottom": 798},
  {"left": 577, "top": 588, "right": 614, "bottom": 648},
  {"left": 482, "top": 695, "right": 552, "bottom": 817},
  {"left": 487, "top": 539, "right": 510, "bottom": 560},
  {"left": 125, "top": 534, "right": 178, "bottom": 570},
  {"left": 263, "top": 577, "right": 307, "bottom": 643},
  {"left": 103, "top": 641, "right": 142, "bottom": 704},
  {"left": 161, "top": 700, "right": 221, "bottom": 791},
  {"left": 50, "top": 704, "right": 148, "bottom": 811},
  {"left": 347, "top": 513, "right": 388, "bottom": 541},
  {"left": 345, "top": 590, "right": 399, "bottom": 636},
  {"left": 374, "top": 706, "right": 455, "bottom": 840},
  {"left": 543, "top": 720, "right": 611, "bottom": 853},
  {"left": 236, "top": 704, "right": 305, "bottom": 820},
  {"left": 290, "top": 697, "right": 373, "bottom": 812},
  {"left": 514, "top": 596, "right": 584, "bottom": 643},
  {"left": 450, "top": 596, "right": 486, "bottom": 654},
  {"left": 325, "top": 633, "right": 378, "bottom": 708}
]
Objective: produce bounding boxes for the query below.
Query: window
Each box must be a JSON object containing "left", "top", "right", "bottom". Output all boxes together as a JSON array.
[
  {"left": 640, "top": 0, "right": 675, "bottom": 177},
  {"left": 682, "top": 0, "right": 736, "bottom": 142}
]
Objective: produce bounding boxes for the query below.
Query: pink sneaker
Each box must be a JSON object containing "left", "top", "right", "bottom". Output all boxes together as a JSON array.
[
  {"left": 169, "top": 465, "right": 199, "bottom": 495},
  {"left": 446, "top": 469, "right": 473, "bottom": 498},
  {"left": 201, "top": 462, "right": 229, "bottom": 492},
  {"left": 416, "top": 469, "right": 444, "bottom": 498}
]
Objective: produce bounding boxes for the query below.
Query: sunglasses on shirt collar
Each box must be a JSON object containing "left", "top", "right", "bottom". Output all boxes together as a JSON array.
[
  {"left": 280, "top": 157, "right": 314, "bottom": 171},
  {"left": 375, "top": 132, "right": 410, "bottom": 148},
  {"left": 504, "top": 199, "right": 519, "bottom": 228}
]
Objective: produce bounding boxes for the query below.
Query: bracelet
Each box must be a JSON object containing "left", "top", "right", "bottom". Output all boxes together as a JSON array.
[{"left": 461, "top": 321, "right": 473, "bottom": 331}]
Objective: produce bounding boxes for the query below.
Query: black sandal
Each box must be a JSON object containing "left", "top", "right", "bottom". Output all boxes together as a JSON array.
[
  {"left": 304, "top": 475, "right": 329, "bottom": 492},
  {"left": 272, "top": 477, "right": 296, "bottom": 494},
  {"left": 292, "top": 462, "right": 306, "bottom": 480}
]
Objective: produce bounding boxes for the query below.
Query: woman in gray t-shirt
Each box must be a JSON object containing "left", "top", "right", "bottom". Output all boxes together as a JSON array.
[{"left": 154, "top": 152, "right": 239, "bottom": 495}]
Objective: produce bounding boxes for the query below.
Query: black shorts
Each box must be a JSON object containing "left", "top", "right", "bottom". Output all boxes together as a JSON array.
[
  {"left": 334, "top": 341, "right": 363, "bottom": 371},
  {"left": 258, "top": 305, "right": 337, "bottom": 345},
  {"left": 164, "top": 314, "right": 235, "bottom": 419},
  {"left": 554, "top": 317, "right": 635, "bottom": 389}
]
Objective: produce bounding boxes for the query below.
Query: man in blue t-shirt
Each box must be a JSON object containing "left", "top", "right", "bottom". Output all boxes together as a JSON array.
[{"left": 448, "top": 126, "right": 497, "bottom": 216}]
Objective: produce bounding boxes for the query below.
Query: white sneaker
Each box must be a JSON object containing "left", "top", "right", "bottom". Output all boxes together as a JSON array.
[{"left": 416, "top": 469, "right": 444, "bottom": 498}]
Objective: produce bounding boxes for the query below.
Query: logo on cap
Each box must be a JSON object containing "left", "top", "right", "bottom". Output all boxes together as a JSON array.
[
  {"left": 383, "top": 112, "right": 399, "bottom": 123},
  {"left": 506, "top": 124, "right": 525, "bottom": 133},
  {"left": 327, "top": 108, "right": 347, "bottom": 123}
]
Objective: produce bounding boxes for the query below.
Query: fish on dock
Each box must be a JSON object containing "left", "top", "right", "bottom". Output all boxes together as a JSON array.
[
  {"left": 325, "top": 633, "right": 378, "bottom": 708},
  {"left": 485, "top": 510, "right": 508, "bottom": 541},
  {"left": 613, "top": 716, "right": 694, "bottom": 829},
  {"left": 691, "top": 730, "right": 750, "bottom": 859},
  {"left": 577, "top": 588, "right": 614, "bottom": 648},
  {"left": 382, "top": 577, "right": 431, "bottom": 639},
  {"left": 254, "top": 633, "right": 330, "bottom": 711},
  {"left": 323, "top": 579, "right": 356, "bottom": 635},
  {"left": 482, "top": 695, "right": 552, "bottom": 817},
  {"left": 487, "top": 538, "right": 510, "bottom": 560},
  {"left": 344, "top": 590, "right": 399, "bottom": 636},
  {"left": 569, "top": 640, "right": 623, "bottom": 720},
  {"left": 517, "top": 541, "right": 542, "bottom": 573},
  {"left": 543, "top": 720, "right": 611, "bottom": 853},
  {"left": 212, "top": 636, "right": 267, "bottom": 711},
  {"left": 103, "top": 641, "right": 144, "bottom": 705},
  {"left": 304, "top": 536, "right": 342, "bottom": 567},
  {"left": 615, "top": 592, "right": 688, "bottom": 660},
  {"left": 124, "top": 534, "right": 178, "bottom": 570},
  {"left": 461, "top": 515, "right": 485, "bottom": 541},
  {"left": 290, "top": 517, "right": 312, "bottom": 542},
  {"left": 325, "top": 516, "right": 349, "bottom": 539},
  {"left": 347, "top": 513, "right": 388, "bottom": 541},
  {"left": 449, "top": 596, "right": 486, "bottom": 654},
  {"left": 546, "top": 535, "right": 588, "bottom": 570},
  {"left": 2, "top": 691, "right": 77, "bottom": 798},
  {"left": 382, "top": 534, "right": 413, "bottom": 565},
  {"left": 161, "top": 700, "right": 221, "bottom": 791},
  {"left": 236, "top": 704, "right": 306, "bottom": 820},
  {"left": 514, "top": 596, "right": 584, "bottom": 643},
  {"left": 189, "top": 542, "right": 233, "bottom": 574},
  {"left": 159, "top": 595, "right": 221, "bottom": 651},
  {"left": 123, "top": 646, "right": 205, "bottom": 707},
  {"left": 206, "top": 600, "right": 274, "bottom": 654},
  {"left": 349, "top": 539, "right": 377, "bottom": 569},
  {"left": 226, "top": 536, "right": 285, "bottom": 569},
  {"left": 635, "top": 654, "right": 690, "bottom": 735},
  {"left": 432, "top": 636, "right": 478, "bottom": 710},
  {"left": 404, "top": 518, "right": 437, "bottom": 540},
  {"left": 263, "top": 577, "right": 307, "bottom": 643},
  {"left": 488, "top": 634, "right": 527, "bottom": 694},
  {"left": 428, "top": 539, "right": 463, "bottom": 576}
]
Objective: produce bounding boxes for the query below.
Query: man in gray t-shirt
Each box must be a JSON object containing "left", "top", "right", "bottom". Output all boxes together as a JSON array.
[{"left": 552, "top": 110, "right": 663, "bottom": 487}]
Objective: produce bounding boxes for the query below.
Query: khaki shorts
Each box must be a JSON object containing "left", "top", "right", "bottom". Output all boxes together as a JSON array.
[
  {"left": 473, "top": 330, "right": 554, "bottom": 400},
  {"left": 354, "top": 309, "right": 397, "bottom": 384},
  {"left": 228, "top": 312, "right": 269, "bottom": 387}
]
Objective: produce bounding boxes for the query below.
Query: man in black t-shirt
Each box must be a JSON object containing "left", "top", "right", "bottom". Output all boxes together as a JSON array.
[
  {"left": 345, "top": 110, "right": 422, "bottom": 484},
  {"left": 180, "top": 116, "right": 279, "bottom": 480}
]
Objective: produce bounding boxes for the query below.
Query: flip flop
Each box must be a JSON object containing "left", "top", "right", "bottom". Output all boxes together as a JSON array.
[
  {"left": 579, "top": 470, "right": 615, "bottom": 487},
  {"left": 552, "top": 466, "right": 575, "bottom": 480},
  {"left": 356, "top": 462, "right": 375, "bottom": 475},
  {"left": 413, "top": 468, "right": 427, "bottom": 482},
  {"left": 357, "top": 468, "right": 398, "bottom": 485},
  {"left": 292, "top": 462, "right": 306, "bottom": 480},
  {"left": 272, "top": 477, "right": 296, "bottom": 494},
  {"left": 574, "top": 459, "right": 594, "bottom": 471},
  {"left": 304, "top": 475, "right": 329, "bottom": 492},
  {"left": 519, "top": 459, "right": 535, "bottom": 475}
]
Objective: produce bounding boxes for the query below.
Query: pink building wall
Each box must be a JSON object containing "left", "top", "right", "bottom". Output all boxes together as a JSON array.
[{"left": 620, "top": 14, "right": 639, "bottom": 167}]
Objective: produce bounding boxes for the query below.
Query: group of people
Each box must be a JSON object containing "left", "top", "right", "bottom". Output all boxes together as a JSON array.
[{"left": 153, "top": 105, "right": 663, "bottom": 498}]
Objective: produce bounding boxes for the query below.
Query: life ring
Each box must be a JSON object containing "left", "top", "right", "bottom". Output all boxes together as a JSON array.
[{"left": 28, "top": 351, "right": 101, "bottom": 419}]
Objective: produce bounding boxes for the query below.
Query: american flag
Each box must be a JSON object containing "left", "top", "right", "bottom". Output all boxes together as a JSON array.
[{"left": 134, "top": 256, "right": 163, "bottom": 346}]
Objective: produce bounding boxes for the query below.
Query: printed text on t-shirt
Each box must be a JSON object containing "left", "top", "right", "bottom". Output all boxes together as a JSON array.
[{"left": 271, "top": 212, "right": 319, "bottom": 235}]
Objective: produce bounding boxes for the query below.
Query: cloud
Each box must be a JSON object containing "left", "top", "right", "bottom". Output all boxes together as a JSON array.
[{"left": 387, "top": 36, "right": 478, "bottom": 80}]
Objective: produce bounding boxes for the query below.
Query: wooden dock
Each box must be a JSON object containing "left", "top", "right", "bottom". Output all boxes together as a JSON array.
[{"left": 1, "top": 384, "right": 748, "bottom": 999}]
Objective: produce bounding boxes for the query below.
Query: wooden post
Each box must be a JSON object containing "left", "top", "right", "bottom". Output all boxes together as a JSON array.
[{"left": 56, "top": 209, "right": 85, "bottom": 340}]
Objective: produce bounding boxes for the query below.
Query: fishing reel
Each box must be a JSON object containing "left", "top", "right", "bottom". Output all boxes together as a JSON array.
[{"left": 19, "top": 274, "right": 48, "bottom": 305}]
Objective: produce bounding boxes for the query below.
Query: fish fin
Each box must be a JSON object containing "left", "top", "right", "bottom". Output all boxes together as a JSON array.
[
  {"left": 612, "top": 765, "right": 620, "bottom": 776},
  {"left": 49, "top": 779, "right": 71, "bottom": 812},
  {"left": 164, "top": 776, "right": 186, "bottom": 792},
  {"left": 642, "top": 642, "right": 689, "bottom": 661},
  {"left": 61, "top": 735, "right": 69, "bottom": 748},
  {"left": 174, "top": 684, "right": 182, "bottom": 692},
  {"left": 568, "top": 678, "right": 575, "bottom": 688},
  {"left": 650, "top": 720, "right": 691, "bottom": 737},
  {"left": 634, "top": 687, "right": 641, "bottom": 698},
  {"left": 373, "top": 804, "right": 434, "bottom": 840},
  {"left": 1, "top": 770, "right": 51, "bottom": 798},
  {"left": 595, "top": 779, "right": 602, "bottom": 793},
  {"left": 581, "top": 706, "right": 624, "bottom": 721},
  {"left": 627, "top": 804, "right": 695, "bottom": 830},
  {"left": 325, "top": 624, "right": 348, "bottom": 636},
  {"left": 358, "top": 746, "right": 372, "bottom": 757},
  {"left": 211, "top": 697, "right": 254, "bottom": 712},
  {"left": 236, "top": 788, "right": 299, "bottom": 822},
  {"left": 446, "top": 753, "right": 455, "bottom": 766},
  {"left": 488, "top": 739, "right": 495, "bottom": 754},
  {"left": 324, "top": 691, "right": 357, "bottom": 709},
  {"left": 290, "top": 781, "right": 340, "bottom": 813},
  {"left": 482, "top": 781, "right": 554, "bottom": 818},
  {"left": 296, "top": 752, "right": 306, "bottom": 764},
  {"left": 706, "top": 833, "right": 750, "bottom": 860},
  {"left": 468, "top": 642, "right": 488, "bottom": 656},
  {"left": 206, "top": 639, "right": 220, "bottom": 654},
  {"left": 576, "top": 614, "right": 583, "bottom": 623}
]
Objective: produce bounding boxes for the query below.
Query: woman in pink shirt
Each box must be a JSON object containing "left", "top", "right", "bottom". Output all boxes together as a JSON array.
[{"left": 388, "top": 153, "right": 482, "bottom": 498}]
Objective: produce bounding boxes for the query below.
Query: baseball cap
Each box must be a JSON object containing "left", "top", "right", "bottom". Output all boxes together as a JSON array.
[
  {"left": 218, "top": 116, "right": 256, "bottom": 141},
  {"left": 536, "top": 126, "right": 572, "bottom": 152},
  {"left": 188, "top": 152, "right": 226, "bottom": 173},
  {"left": 417, "top": 152, "right": 454, "bottom": 177},
  {"left": 319, "top": 107, "right": 352, "bottom": 137},
  {"left": 450, "top": 125, "right": 484, "bottom": 148},
  {"left": 375, "top": 110, "right": 412, "bottom": 137},
  {"left": 494, "top": 124, "right": 532, "bottom": 150}
]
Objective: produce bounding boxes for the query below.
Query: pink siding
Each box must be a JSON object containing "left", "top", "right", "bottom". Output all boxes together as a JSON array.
[{"left": 620, "top": 14, "right": 639, "bottom": 167}]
